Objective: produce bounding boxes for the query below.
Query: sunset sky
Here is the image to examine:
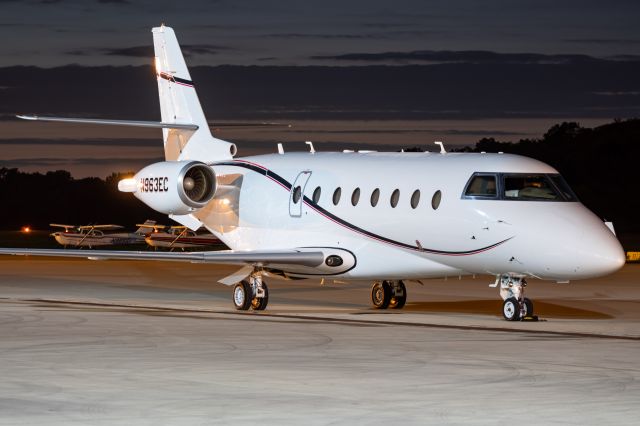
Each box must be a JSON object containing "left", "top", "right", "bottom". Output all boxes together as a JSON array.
[{"left": 1, "top": 0, "right": 639, "bottom": 177}]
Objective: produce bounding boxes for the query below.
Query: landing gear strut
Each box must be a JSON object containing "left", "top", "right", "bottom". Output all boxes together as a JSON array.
[
  {"left": 495, "top": 274, "right": 534, "bottom": 321},
  {"left": 371, "top": 280, "right": 407, "bottom": 310},
  {"left": 233, "top": 273, "right": 269, "bottom": 311}
]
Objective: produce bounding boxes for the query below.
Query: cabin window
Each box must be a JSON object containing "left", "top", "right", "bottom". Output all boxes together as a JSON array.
[
  {"left": 333, "top": 187, "right": 342, "bottom": 205},
  {"left": 465, "top": 175, "right": 497, "bottom": 198},
  {"left": 410, "top": 190, "right": 420, "bottom": 209},
  {"left": 292, "top": 186, "right": 302, "bottom": 204},
  {"left": 503, "top": 175, "right": 563, "bottom": 201},
  {"left": 370, "top": 188, "right": 380, "bottom": 207},
  {"left": 312, "top": 186, "right": 321, "bottom": 203},
  {"left": 432, "top": 190, "right": 442, "bottom": 210},
  {"left": 390, "top": 189, "right": 400, "bottom": 208},
  {"left": 351, "top": 188, "right": 361, "bottom": 206}
]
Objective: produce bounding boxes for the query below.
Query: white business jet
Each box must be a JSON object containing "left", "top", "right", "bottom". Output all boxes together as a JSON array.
[{"left": 1, "top": 26, "right": 625, "bottom": 320}]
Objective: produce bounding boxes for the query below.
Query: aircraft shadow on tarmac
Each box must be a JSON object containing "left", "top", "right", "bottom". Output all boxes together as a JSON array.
[{"left": 403, "top": 300, "right": 613, "bottom": 319}]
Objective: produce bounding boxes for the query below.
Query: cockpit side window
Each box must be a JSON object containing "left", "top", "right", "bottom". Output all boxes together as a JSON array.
[
  {"left": 548, "top": 174, "right": 578, "bottom": 201},
  {"left": 464, "top": 174, "right": 498, "bottom": 198}
]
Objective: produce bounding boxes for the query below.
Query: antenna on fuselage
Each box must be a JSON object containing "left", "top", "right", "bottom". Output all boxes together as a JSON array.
[
  {"left": 434, "top": 141, "right": 446, "bottom": 154},
  {"left": 305, "top": 141, "right": 316, "bottom": 154},
  {"left": 277, "top": 143, "right": 284, "bottom": 154}
]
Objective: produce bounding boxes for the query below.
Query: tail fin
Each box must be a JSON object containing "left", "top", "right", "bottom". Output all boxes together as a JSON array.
[{"left": 152, "top": 25, "right": 236, "bottom": 163}]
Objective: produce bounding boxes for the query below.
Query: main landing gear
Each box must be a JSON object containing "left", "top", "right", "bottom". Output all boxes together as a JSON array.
[
  {"left": 371, "top": 280, "right": 407, "bottom": 309},
  {"left": 233, "top": 273, "right": 269, "bottom": 311},
  {"left": 495, "top": 274, "right": 535, "bottom": 321}
]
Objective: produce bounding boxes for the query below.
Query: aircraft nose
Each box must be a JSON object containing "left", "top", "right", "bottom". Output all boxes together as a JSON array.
[{"left": 577, "top": 226, "right": 626, "bottom": 278}]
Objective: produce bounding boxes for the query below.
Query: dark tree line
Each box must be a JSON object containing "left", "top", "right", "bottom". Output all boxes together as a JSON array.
[
  {"left": 455, "top": 119, "right": 640, "bottom": 246},
  {"left": 0, "top": 169, "right": 165, "bottom": 230}
]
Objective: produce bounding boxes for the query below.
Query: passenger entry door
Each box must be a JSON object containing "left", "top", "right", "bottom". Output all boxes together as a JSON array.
[{"left": 289, "top": 170, "right": 312, "bottom": 217}]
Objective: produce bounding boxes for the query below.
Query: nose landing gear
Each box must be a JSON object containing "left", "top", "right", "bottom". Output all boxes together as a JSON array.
[{"left": 495, "top": 274, "right": 536, "bottom": 321}]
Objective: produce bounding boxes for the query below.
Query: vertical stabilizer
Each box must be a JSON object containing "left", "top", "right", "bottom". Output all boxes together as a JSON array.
[{"left": 152, "top": 25, "right": 236, "bottom": 163}]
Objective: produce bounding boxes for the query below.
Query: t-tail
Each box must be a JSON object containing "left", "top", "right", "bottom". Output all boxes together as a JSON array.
[
  {"left": 17, "top": 25, "right": 236, "bottom": 165},
  {"left": 152, "top": 25, "right": 236, "bottom": 163}
]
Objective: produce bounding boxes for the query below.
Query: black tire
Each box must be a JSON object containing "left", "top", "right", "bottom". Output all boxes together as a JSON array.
[
  {"left": 371, "top": 281, "right": 392, "bottom": 309},
  {"left": 502, "top": 297, "right": 520, "bottom": 321},
  {"left": 251, "top": 282, "right": 269, "bottom": 311},
  {"left": 389, "top": 281, "right": 407, "bottom": 309},
  {"left": 523, "top": 298, "right": 534, "bottom": 317},
  {"left": 233, "top": 280, "right": 252, "bottom": 311}
]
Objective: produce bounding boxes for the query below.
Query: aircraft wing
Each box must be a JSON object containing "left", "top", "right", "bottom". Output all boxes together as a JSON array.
[
  {"left": 77, "top": 225, "right": 124, "bottom": 231},
  {"left": 0, "top": 248, "right": 324, "bottom": 267},
  {"left": 50, "top": 223, "right": 76, "bottom": 229}
]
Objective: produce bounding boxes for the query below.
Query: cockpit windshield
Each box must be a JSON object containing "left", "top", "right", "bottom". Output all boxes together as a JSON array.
[
  {"left": 463, "top": 173, "right": 578, "bottom": 202},
  {"left": 504, "top": 175, "right": 560, "bottom": 200}
]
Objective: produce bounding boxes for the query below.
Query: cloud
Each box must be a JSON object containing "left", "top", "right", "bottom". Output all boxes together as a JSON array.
[
  {"left": 265, "top": 30, "right": 437, "bottom": 41},
  {"left": 606, "top": 54, "right": 640, "bottom": 62},
  {"left": 593, "top": 91, "right": 640, "bottom": 96},
  {"left": 2, "top": 63, "right": 640, "bottom": 121},
  {"left": 310, "top": 50, "right": 603, "bottom": 65},
  {"left": 0, "top": 156, "right": 162, "bottom": 168},
  {"left": 266, "top": 33, "right": 376, "bottom": 40},
  {"left": 67, "top": 44, "right": 231, "bottom": 58},
  {"left": 565, "top": 38, "right": 640, "bottom": 46}
]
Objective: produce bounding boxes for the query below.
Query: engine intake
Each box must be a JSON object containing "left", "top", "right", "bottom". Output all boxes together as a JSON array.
[{"left": 179, "top": 163, "right": 217, "bottom": 207}]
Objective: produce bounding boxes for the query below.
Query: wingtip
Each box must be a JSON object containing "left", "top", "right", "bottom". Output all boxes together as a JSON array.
[{"left": 16, "top": 114, "right": 36, "bottom": 120}]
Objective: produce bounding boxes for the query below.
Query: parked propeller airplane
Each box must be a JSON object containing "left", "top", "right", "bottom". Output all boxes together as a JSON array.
[
  {"left": 50, "top": 221, "right": 156, "bottom": 248},
  {"left": 0, "top": 26, "right": 625, "bottom": 320},
  {"left": 139, "top": 224, "right": 224, "bottom": 250}
]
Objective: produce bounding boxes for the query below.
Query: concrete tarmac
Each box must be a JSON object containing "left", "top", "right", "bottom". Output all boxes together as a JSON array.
[{"left": 0, "top": 257, "right": 639, "bottom": 425}]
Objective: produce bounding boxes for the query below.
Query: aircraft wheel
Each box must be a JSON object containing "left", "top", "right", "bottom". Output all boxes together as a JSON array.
[
  {"left": 389, "top": 281, "right": 407, "bottom": 309},
  {"left": 523, "top": 298, "right": 534, "bottom": 317},
  {"left": 371, "top": 281, "right": 391, "bottom": 309},
  {"left": 251, "top": 282, "right": 269, "bottom": 311},
  {"left": 233, "top": 280, "right": 252, "bottom": 311},
  {"left": 502, "top": 297, "right": 520, "bottom": 321}
]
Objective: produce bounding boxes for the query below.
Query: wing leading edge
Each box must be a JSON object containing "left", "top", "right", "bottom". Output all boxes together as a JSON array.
[{"left": 0, "top": 248, "right": 324, "bottom": 267}]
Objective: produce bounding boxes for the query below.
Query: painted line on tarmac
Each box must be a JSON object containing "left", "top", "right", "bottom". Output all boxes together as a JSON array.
[{"left": 11, "top": 297, "right": 640, "bottom": 341}]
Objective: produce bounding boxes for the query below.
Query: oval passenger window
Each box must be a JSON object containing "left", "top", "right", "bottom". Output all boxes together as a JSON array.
[
  {"left": 410, "top": 190, "right": 420, "bottom": 209},
  {"left": 312, "top": 186, "right": 321, "bottom": 203},
  {"left": 351, "top": 188, "right": 361, "bottom": 206},
  {"left": 432, "top": 190, "right": 442, "bottom": 210},
  {"left": 333, "top": 187, "right": 342, "bottom": 205},
  {"left": 370, "top": 188, "right": 380, "bottom": 207},
  {"left": 390, "top": 189, "right": 400, "bottom": 208}
]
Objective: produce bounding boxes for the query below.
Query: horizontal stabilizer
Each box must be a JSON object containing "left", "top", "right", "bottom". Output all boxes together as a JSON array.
[{"left": 16, "top": 115, "right": 199, "bottom": 131}]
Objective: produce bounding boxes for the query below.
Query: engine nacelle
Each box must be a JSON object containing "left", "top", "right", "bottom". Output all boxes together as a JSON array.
[{"left": 119, "top": 161, "right": 217, "bottom": 215}]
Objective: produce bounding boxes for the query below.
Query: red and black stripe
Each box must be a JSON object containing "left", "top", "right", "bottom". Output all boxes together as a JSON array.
[
  {"left": 214, "top": 159, "right": 513, "bottom": 256},
  {"left": 158, "top": 71, "right": 194, "bottom": 87}
]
